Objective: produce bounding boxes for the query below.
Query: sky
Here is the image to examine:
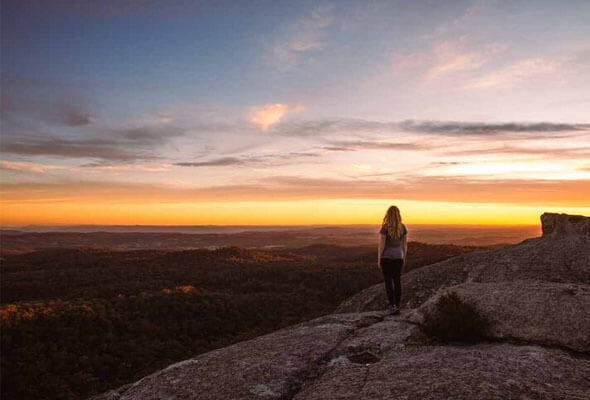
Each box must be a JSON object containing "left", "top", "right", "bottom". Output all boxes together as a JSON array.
[{"left": 1, "top": 0, "right": 590, "bottom": 226}]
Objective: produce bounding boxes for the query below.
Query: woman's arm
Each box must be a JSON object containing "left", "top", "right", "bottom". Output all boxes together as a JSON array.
[
  {"left": 402, "top": 234, "right": 408, "bottom": 262},
  {"left": 377, "top": 234, "right": 385, "bottom": 268}
]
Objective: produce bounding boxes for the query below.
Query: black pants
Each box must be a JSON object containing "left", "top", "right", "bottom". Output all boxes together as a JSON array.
[{"left": 381, "top": 258, "right": 403, "bottom": 307}]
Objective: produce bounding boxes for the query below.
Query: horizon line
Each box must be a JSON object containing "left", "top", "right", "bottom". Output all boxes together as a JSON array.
[{"left": 1, "top": 222, "right": 543, "bottom": 229}]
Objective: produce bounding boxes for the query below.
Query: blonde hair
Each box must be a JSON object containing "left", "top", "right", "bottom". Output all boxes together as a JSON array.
[{"left": 382, "top": 205, "right": 403, "bottom": 239}]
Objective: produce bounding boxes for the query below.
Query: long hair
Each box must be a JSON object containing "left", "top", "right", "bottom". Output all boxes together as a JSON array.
[{"left": 382, "top": 205, "right": 403, "bottom": 239}]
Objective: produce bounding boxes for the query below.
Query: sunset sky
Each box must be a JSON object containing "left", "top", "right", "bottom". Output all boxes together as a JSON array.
[{"left": 1, "top": 0, "right": 589, "bottom": 226}]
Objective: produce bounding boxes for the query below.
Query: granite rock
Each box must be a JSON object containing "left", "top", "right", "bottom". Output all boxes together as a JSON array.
[
  {"left": 91, "top": 312, "right": 590, "bottom": 400},
  {"left": 403, "top": 280, "right": 590, "bottom": 351}
]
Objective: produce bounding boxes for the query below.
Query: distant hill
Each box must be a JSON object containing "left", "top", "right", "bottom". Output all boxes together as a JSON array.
[{"left": 0, "top": 224, "right": 539, "bottom": 254}]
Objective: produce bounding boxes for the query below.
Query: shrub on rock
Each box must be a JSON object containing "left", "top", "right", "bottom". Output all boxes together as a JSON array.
[{"left": 421, "top": 292, "right": 490, "bottom": 343}]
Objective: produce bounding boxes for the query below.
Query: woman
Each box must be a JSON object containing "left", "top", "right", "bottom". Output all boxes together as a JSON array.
[{"left": 377, "top": 205, "right": 408, "bottom": 315}]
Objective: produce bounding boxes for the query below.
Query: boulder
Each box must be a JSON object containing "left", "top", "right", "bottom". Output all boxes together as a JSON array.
[
  {"left": 541, "top": 212, "right": 590, "bottom": 236},
  {"left": 404, "top": 280, "right": 590, "bottom": 352}
]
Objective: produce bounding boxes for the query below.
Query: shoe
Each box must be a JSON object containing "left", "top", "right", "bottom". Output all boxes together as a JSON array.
[{"left": 390, "top": 305, "right": 400, "bottom": 315}]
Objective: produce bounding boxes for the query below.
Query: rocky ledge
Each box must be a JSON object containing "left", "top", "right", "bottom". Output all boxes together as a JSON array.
[
  {"left": 541, "top": 212, "right": 590, "bottom": 236},
  {"left": 91, "top": 213, "right": 590, "bottom": 399}
]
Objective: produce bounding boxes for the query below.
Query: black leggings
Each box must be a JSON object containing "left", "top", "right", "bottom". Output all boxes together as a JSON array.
[{"left": 381, "top": 258, "right": 403, "bottom": 307}]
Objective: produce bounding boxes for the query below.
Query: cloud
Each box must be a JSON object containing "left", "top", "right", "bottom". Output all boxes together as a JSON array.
[
  {"left": 273, "top": 118, "right": 397, "bottom": 136},
  {"left": 466, "top": 58, "right": 561, "bottom": 89},
  {"left": 273, "top": 118, "right": 590, "bottom": 137},
  {"left": 386, "top": 38, "right": 506, "bottom": 83},
  {"left": 322, "top": 139, "right": 424, "bottom": 152},
  {"left": 116, "top": 125, "right": 185, "bottom": 145},
  {"left": 78, "top": 162, "right": 170, "bottom": 172},
  {"left": 1, "top": 96, "right": 92, "bottom": 128},
  {"left": 322, "top": 146, "right": 356, "bottom": 152},
  {"left": 1, "top": 138, "right": 141, "bottom": 161},
  {"left": 174, "top": 151, "right": 319, "bottom": 167},
  {"left": 0, "top": 125, "right": 185, "bottom": 162},
  {"left": 175, "top": 157, "right": 245, "bottom": 167},
  {"left": 397, "top": 120, "right": 590, "bottom": 135},
  {"left": 440, "top": 145, "right": 590, "bottom": 159},
  {"left": 426, "top": 40, "right": 506, "bottom": 79},
  {"left": 269, "top": 4, "right": 333, "bottom": 70},
  {"left": 319, "top": 136, "right": 590, "bottom": 162},
  {"left": 4, "top": 116, "right": 573, "bottom": 166},
  {"left": 429, "top": 161, "right": 467, "bottom": 166},
  {"left": 0, "top": 160, "right": 66, "bottom": 173},
  {"left": 3, "top": 175, "right": 589, "bottom": 206},
  {"left": 423, "top": 0, "right": 491, "bottom": 40},
  {"left": 63, "top": 109, "right": 91, "bottom": 126},
  {"left": 249, "top": 103, "right": 303, "bottom": 131}
]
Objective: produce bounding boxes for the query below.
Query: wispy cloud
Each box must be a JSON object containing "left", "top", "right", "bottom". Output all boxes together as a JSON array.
[
  {"left": 1, "top": 138, "right": 142, "bottom": 161},
  {"left": 397, "top": 120, "right": 590, "bottom": 135},
  {"left": 322, "top": 139, "right": 424, "bottom": 152},
  {"left": 426, "top": 40, "right": 506, "bottom": 79},
  {"left": 1, "top": 125, "right": 185, "bottom": 162},
  {"left": 249, "top": 103, "right": 303, "bottom": 131},
  {"left": 466, "top": 58, "right": 561, "bottom": 89},
  {"left": 1, "top": 93, "right": 91, "bottom": 128},
  {"left": 0, "top": 160, "right": 66, "bottom": 173},
  {"left": 274, "top": 118, "right": 590, "bottom": 137},
  {"left": 440, "top": 144, "right": 590, "bottom": 159},
  {"left": 424, "top": 0, "right": 492, "bottom": 40},
  {"left": 386, "top": 37, "right": 506, "bottom": 84},
  {"left": 78, "top": 162, "right": 171, "bottom": 172},
  {"left": 268, "top": 4, "right": 333, "bottom": 71},
  {"left": 1, "top": 76, "right": 190, "bottom": 164},
  {"left": 175, "top": 157, "right": 246, "bottom": 167},
  {"left": 174, "top": 151, "right": 319, "bottom": 168},
  {"left": 3, "top": 175, "right": 588, "bottom": 206}
]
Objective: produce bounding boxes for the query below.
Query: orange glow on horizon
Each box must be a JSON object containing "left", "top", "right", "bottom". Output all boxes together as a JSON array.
[{"left": 2, "top": 199, "right": 589, "bottom": 227}]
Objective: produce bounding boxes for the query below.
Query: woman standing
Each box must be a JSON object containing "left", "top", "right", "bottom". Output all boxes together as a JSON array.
[{"left": 377, "top": 205, "right": 408, "bottom": 315}]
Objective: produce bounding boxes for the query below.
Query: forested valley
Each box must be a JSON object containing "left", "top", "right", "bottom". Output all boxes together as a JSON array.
[{"left": 1, "top": 242, "right": 481, "bottom": 400}]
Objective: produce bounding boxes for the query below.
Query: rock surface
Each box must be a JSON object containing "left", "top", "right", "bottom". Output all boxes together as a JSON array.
[
  {"left": 91, "top": 311, "right": 590, "bottom": 400},
  {"left": 91, "top": 213, "right": 590, "bottom": 399},
  {"left": 541, "top": 212, "right": 590, "bottom": 236},
  {"left": 403, "top": 280, "right": 590, "bottom": 351}
]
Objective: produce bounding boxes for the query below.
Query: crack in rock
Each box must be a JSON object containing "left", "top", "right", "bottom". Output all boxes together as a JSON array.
[
  {"left": 347, "top": 350, "right": 381, "bottom": 365},
  {"left": 279, "top": 312, "right": 388, "bottom": 400}
]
